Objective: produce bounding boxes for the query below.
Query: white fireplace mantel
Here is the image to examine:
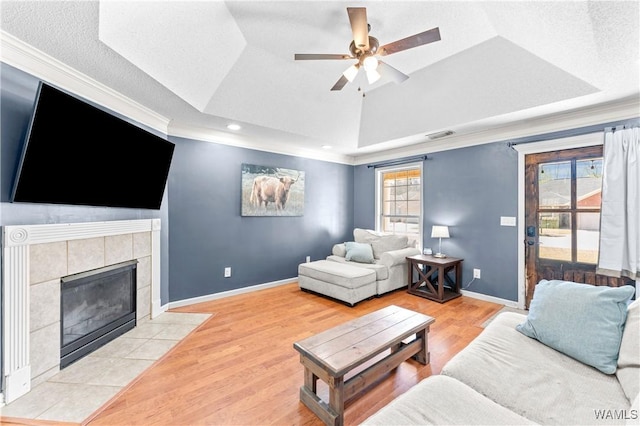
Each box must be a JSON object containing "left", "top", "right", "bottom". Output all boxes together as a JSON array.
[{"left": 2, "top": 219, "right": 162, "bottom": 404}]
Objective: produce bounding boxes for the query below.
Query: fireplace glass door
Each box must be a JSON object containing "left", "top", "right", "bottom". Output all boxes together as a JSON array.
[{"left": 60, "top": 260, "right": 137, "bottom": 368}]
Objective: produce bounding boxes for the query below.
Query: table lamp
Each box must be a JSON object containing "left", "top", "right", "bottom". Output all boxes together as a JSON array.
[{"left": 431, "top": 225, "right": 450, "bottom": 258}]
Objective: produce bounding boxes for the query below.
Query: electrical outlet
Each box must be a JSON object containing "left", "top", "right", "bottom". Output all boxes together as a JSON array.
[
  {"left": 473, "top": 268, "right": 481, "bottom": 279},
  {"left": 306, "top": 255, "right": 311, "bottom": 263},
  {"left": 224, "top": 267, "right": 231, "bottom": 278}
]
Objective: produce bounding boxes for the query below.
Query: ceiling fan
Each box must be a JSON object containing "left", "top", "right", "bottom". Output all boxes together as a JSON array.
[{"left": 294, "top": 7, "right": 441, "bottom": 91}]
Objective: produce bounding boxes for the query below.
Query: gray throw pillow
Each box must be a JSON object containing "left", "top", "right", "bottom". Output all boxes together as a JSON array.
[{"left": 345, "top": 241, "right": 375, "bottom": 264}]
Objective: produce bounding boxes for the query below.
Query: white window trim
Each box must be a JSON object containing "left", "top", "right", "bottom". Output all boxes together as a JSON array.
[{"left": 374, "top": 161, "right": 423, "bottom": 251}]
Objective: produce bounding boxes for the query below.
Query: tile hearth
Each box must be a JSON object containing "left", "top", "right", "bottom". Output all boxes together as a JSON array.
[{"left": 1, "top": 311, "right": 211, "bottom": 423}]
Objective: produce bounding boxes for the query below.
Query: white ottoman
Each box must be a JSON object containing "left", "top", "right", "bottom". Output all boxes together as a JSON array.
[{"left": 298, "top": 260, "right": 377, "bottom": 306}]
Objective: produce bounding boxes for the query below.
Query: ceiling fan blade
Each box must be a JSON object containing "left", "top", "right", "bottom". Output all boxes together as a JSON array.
[
  {"left": 347, "top": 7, "right": 369, "bottom": 52},
  {"left": 294, "top": 54, "right": 353, "bottom": 60},
  {"left": 378, "top": 61, "right": 409, "bottom": 84},
  {"left": 378, "top": 27, "right": 441, "bottom": 56},
  {"left": 330, "top": 75, "right": 349, "bottom": 91}
]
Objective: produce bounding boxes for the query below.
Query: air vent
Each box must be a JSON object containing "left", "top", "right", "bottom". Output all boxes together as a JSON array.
[{"left": 426, "top": 130, "right": 455, "bottom": 140}]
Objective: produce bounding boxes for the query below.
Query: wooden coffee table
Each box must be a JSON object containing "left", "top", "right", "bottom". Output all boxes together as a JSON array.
[{"left": 293, "top": 305, "right": 435, "bottom": 426}]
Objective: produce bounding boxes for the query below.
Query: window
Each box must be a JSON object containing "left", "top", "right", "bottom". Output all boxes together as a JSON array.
[
  {"left": 537, "top": 155, "right": 603, "bottom": 264},
  {"left": 375, "top": 163, "right": 422, "bottom": 249}
]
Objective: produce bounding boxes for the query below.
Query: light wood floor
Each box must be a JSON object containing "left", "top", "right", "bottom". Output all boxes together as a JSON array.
[{"left": 5, "top": 282, "right": 503, "bottom": 426}]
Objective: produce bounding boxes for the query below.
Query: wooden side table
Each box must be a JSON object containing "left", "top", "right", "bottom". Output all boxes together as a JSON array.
[{"left": 406, "top": 254, "right": 463, "bottom": 303}]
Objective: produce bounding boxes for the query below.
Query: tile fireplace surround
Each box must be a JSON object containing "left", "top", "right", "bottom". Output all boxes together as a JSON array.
[{"left": 2, "top": 219, "right": 163, "bottom": 404}]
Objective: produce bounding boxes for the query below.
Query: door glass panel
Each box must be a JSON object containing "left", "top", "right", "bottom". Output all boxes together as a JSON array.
[
  {"left": 576, "top": 158, "right": 603, "bottom": 209},
  {"left": 539, "top": 161, "right": 571, "bottom": 209},
  {"left": 539, "top": 212, "right": 571, "bottom": 261},
  {"left": 577, "top": 212, "right": 600, "bottom": 263}
]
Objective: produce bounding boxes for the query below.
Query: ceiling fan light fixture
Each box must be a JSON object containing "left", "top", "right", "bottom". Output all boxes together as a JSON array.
[
  {"left": 362, "top": 55, "right": 379, "bottom": 71},
  {"left": 343, "top": 63, "right": 360, "bottom": 82},
  {"left": 293, "top": 7, "right": 441, "bottom": 92},
  {"left": 366, "top": 68, "right": 381, "bottom": 84}
]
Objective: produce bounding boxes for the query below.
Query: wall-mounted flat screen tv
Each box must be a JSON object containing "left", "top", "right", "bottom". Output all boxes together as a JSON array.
[{"left": 11, "top": 82, "right": 175, "bottom": 209}]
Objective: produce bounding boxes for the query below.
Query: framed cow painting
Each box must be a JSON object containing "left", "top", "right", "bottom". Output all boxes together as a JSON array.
[{"left": 241, "top": 164, "right": 305, "bottom": 216}]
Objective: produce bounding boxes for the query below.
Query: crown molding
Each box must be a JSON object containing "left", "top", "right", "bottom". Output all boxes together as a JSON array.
[
  {"left": 1, "top": 30, "right": 170, "bottom": 134},
  {"left": 169, "top": 122, "right": 355, "bottom": 165},
  {"left": 353, "top": 95, "right": 639, "bottom": 165}
]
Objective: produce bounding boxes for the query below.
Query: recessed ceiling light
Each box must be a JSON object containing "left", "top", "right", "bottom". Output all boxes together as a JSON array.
[{"left": 227, "top": 123, "right": 241, "bottom": 131}]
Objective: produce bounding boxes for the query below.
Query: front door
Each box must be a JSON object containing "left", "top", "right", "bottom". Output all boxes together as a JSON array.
[{"left": 524, "top": 146, "right": 629, "bottom": 307}]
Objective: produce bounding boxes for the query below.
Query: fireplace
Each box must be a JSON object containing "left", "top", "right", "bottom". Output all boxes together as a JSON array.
[
  {"left": 2, "top": 219, "right": 161, "bottom": 404},
  {"left": 60, "top": 260, "right": 138, "bottom": 368}
]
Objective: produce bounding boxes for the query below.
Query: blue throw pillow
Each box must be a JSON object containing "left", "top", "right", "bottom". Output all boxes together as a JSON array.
[
  {"left": 516, "top": 279, "right": 635, "bottom": 374},
  {"left": 345, "top": 241, "right": 375, "bottom": 264}
]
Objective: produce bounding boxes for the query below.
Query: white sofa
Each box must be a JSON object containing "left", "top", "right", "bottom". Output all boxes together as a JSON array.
[
  {"left": 363, "top": 282, "right": 639, "bottom": 425},
  {"left": 327, "top": 228, "right": 420, "bottom": 295}
]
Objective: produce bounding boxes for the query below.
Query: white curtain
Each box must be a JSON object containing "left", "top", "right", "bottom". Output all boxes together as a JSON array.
[{"left": 597, "top": 126, "right": 640, "bottom": 280}]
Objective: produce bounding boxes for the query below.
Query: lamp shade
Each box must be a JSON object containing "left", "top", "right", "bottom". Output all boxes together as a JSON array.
[{"left": 431, "top": 225, "right": 450, "bottom": 239}]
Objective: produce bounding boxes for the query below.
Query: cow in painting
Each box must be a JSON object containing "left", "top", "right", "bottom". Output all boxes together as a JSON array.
[{"left": 249, "top": 172, "right": 299, "bottom": 212}]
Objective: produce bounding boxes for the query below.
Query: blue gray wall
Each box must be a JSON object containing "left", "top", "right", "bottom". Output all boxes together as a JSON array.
[
  {"left": 423, "top": 144, "right": 519, "bottom": 300},
  {"left": 354, "top": 144, "right": 519, "bottom": 301},
  {"left": 353, "top": 120, "right": 639, "bottom": 301},
  {"left": 166, "top": 136, "right": 354, "bottom": 301}
]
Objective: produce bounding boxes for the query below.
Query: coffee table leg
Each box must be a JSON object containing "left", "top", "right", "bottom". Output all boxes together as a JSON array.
[
  {"left": 414, "top": 328, "right": 430, "bottom": 365},
  {"left": 299, "top": 358, "right": 341, "bottom": 426},
  {"left": 304, "top": 367, "right": 317, "bottom": 393},
  {"left": 329, "top": 375, "right": 345, "bottom": 426}
]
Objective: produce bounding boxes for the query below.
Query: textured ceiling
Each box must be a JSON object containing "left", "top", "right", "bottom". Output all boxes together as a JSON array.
[{"left": 1, "top": 1, "right": 639, "bottom": 162}]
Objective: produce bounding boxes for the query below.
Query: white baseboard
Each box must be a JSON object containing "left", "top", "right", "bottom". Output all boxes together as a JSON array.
[
  {"left": 152, "top": 299, "right": 168, "bottom": 318},
  {"left": 164, "top": 280, "right": 525, "bottom": 310},
  {"left": 461, "top": 289, "right": 523, "bottom": 309},
  {"left": 167, "top": 278, "right": 297, "bottom": 309}
]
